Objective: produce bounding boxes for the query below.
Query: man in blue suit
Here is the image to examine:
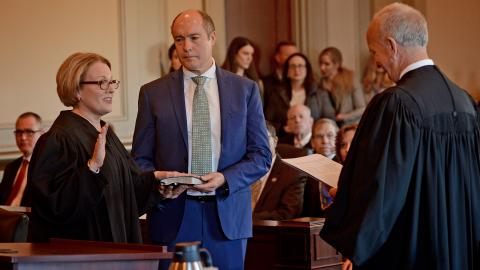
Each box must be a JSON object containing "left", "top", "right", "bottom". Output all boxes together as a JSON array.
[{"left": 131, "top": 9, "right": 271, "bottom": 270}]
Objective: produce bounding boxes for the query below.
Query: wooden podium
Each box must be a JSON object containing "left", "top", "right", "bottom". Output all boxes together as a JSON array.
[
  {"left": 0, "top": 238, "right": 171, "bottom": 270},
  {"left": 245, "top": 217, "right": 342, "bottom": 269}
]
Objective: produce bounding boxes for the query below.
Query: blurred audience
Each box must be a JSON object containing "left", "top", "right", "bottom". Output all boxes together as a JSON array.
[
  {"left": 266, "top": 52, "right": 335, "bottom": 137},
  {"left": 335, "top": 123, "right": 358, "bottom": 164},
  {"left": 0, "top": 112, "right": 43, "bottom": 206},
  {"left": 362, "top": 56, "right": 394, "bottom": 104},
  {"left": 319, "top": 47, "right": 365, "bottom": 126},
  {"left": 222, "top": 36, "right": 263, "bottom": 97},
  {"left": 279, "top": 104, "right": 314, "bottom": 151},
  {"left": 168, "top": 43, "right": 182, "bottom": 73},
  {"left": 252, "top": 122, "right": 307, "bottom": 220},
  {"left": 311, "top": 118, "right": 339, "bottom": 160},
  {"left": 263, "top": 41, "right": 298, "bottom": 109}
]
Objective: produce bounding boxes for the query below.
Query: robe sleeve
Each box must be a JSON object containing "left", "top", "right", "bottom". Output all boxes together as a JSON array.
[
  {"left": 29, "top": 130, "right": 108, "bottom": 226},
  {"left": 107, "top": 129, "right": 161, "bottom": 216},
  {"left": 128, "top": 157, "right": 163, "bottom": 215},
  {"left": 320, "top": 88, "right": 422, "bottom": 265}
]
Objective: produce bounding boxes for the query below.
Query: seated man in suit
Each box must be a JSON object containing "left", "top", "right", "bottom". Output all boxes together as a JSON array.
[
  {"left": 310, "top": 118, "right": 339, "bottom": 160},
  {"left": 303, "top": 118, "right": 339, "bottom": 217},
  {"left": 252, "top": 123, "right": 307, "bottom": 220},
  {"left": 279, "top": 104, "right": 314, "bottom": 152},
  {"left": 0, "top": 112, "right": 43, "bottom": 206}
]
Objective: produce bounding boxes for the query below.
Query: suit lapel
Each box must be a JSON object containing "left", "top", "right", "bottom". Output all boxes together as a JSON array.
[
  {"left": 256, "top": 157, "right": 279, "bottom": 205},
  {"left": 278, "top": 87, "right": 290, "bottom": 107},
  {"left": 216, "top": 68, "right": 233, "bottom": 169},
  {"left": 168, "top": 70, "right": 188, "bottom": 149}
]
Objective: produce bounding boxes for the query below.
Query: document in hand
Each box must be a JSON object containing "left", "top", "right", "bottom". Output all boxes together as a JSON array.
[
  {"left": 282, "top": 154, "right": 342, "bottom": 188},
  {"left": 159, "top": 176, "right": 204, "bottom": 186}
]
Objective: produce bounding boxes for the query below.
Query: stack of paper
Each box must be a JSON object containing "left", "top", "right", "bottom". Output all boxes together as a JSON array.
[{"left": 282, "top": 154, "right": 342, "bottom": 188}]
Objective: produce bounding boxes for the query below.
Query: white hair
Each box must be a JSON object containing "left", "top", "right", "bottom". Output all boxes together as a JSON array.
[
  {"left": 373, "top": 3, "right": 428, "bottom": 47},
  {"left": 288, "top": 104, "right": 312, "bottom": 117}
]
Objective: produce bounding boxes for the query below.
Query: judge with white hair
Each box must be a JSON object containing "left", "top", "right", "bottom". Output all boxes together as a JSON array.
[{"left": 321, "top": 3, "right": 480, "bottom": 270}]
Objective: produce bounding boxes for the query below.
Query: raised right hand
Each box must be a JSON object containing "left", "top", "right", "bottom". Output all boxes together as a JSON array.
[{"left": 89, "top": 124, "right": 109, "bottom": 172}]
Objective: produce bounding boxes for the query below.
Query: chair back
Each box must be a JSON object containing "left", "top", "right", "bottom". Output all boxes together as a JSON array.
[
  {"left": 275, "top": 143, "right": 309, "bottom": 159},
  {"left": 0, "top": 207, "right": 29, "bottom": 242}
]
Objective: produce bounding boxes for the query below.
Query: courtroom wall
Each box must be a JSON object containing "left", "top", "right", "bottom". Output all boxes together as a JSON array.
[
  {"left": 0, "top": 0, "right": 225, "bottom": 158},
  {"left": 1, "top": 0, "right": 478, "bottom": 158}
]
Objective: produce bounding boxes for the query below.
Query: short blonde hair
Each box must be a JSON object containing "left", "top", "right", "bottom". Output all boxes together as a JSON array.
[{"left": 56, "top": 52, "right": 111, "bottom": 107}]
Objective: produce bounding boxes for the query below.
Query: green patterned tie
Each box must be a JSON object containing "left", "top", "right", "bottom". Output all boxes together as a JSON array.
[{"left": 191, "top": 76, "right": 212, "bottom": 175}]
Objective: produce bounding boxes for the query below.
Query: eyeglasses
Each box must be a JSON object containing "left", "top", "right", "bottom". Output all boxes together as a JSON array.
[
  {"left": 80, "top": 80, "right": 120, "bottom": 90},
  {"left": 14, "top": 129, "right": 41, "bottom": 137},
  {"left": 288, "top": 64, "right": 306, "bottom": 70}
]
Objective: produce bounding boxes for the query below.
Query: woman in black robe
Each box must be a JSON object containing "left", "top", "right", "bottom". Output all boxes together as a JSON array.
[{"left": 27, "top": 52, "right": 186, "bottom": 243}]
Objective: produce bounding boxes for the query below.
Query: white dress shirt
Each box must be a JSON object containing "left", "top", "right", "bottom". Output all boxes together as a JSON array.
[
  {"left": 399, "top": 59, "right": 434, "bottom": 80},
  {"left": 183, "top": 59, "right": 221, "bottom": 196}
]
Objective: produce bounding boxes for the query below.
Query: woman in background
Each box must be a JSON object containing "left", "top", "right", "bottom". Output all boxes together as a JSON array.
[
  {"left": 266, "top": 53, "right": 335, "bottom": 137},
  {"left": 28, "top": 52, "right": 185, "bottom": 243},
  {"left": 168, "top": 43, "right": 182, "bottom": 73},
  {"left": 335, "top": 123, "right": 358, "bottom": 164},
  {"left": 319, "top": 47, "right": 365, "bottom": 126},
  {"left": 362, "top": 56, "right": 394, "bottom": 104},
  {"left": 222, "top": 36, "right": 263, "bottom": 96}
]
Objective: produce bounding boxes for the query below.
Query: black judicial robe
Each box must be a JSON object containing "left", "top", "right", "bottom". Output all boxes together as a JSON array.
[
  {"left": 320, "top": 65, "right": 480, "bottom": 270},
  {"left": 28, "top": 111, "right": 160, "bottom": 243}
]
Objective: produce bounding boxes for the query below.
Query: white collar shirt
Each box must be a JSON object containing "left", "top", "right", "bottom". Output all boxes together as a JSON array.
[{"left": 399, "top": 59, "right": 434, "bottom": 80}]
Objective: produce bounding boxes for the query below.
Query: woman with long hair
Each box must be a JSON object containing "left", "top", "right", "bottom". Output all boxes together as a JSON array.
[
  {"left": 222, "top": 36, "right": 263, "bottom": 96},
  {"left": 362, "top": 56, "right": 394, "bottom": 104},
  {"left": 319, "top": 47, "right": 365, "bottom": 126},
  {"left": 265, "top": 53, "right": 335, "bottom": 136}
]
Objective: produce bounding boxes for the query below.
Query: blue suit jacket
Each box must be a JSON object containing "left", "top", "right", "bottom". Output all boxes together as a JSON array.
[{"left": 131, "top": 67, "right": 272, "bottom": 243}]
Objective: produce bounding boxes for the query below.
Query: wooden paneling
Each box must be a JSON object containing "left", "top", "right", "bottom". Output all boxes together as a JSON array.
[
  {"left": 245, "top": 218, "right": 342, "bottom": 270},
  {"left": 0, "top": 239, "right": 170, "bottom": 270},
  {"left": 225, "top": 0, "right": 294, "bottom": 76}
]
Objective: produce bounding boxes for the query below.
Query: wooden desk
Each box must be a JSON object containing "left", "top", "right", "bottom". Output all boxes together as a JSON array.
[
  {"left": 0, "top": 206, "right": 31, "bottom": 213},
  {"left": 245, "top": 217, "right": 342, "bottom": 270},
  {"left": 0, "top": 239, "right": 171, "bottom": 270}
]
